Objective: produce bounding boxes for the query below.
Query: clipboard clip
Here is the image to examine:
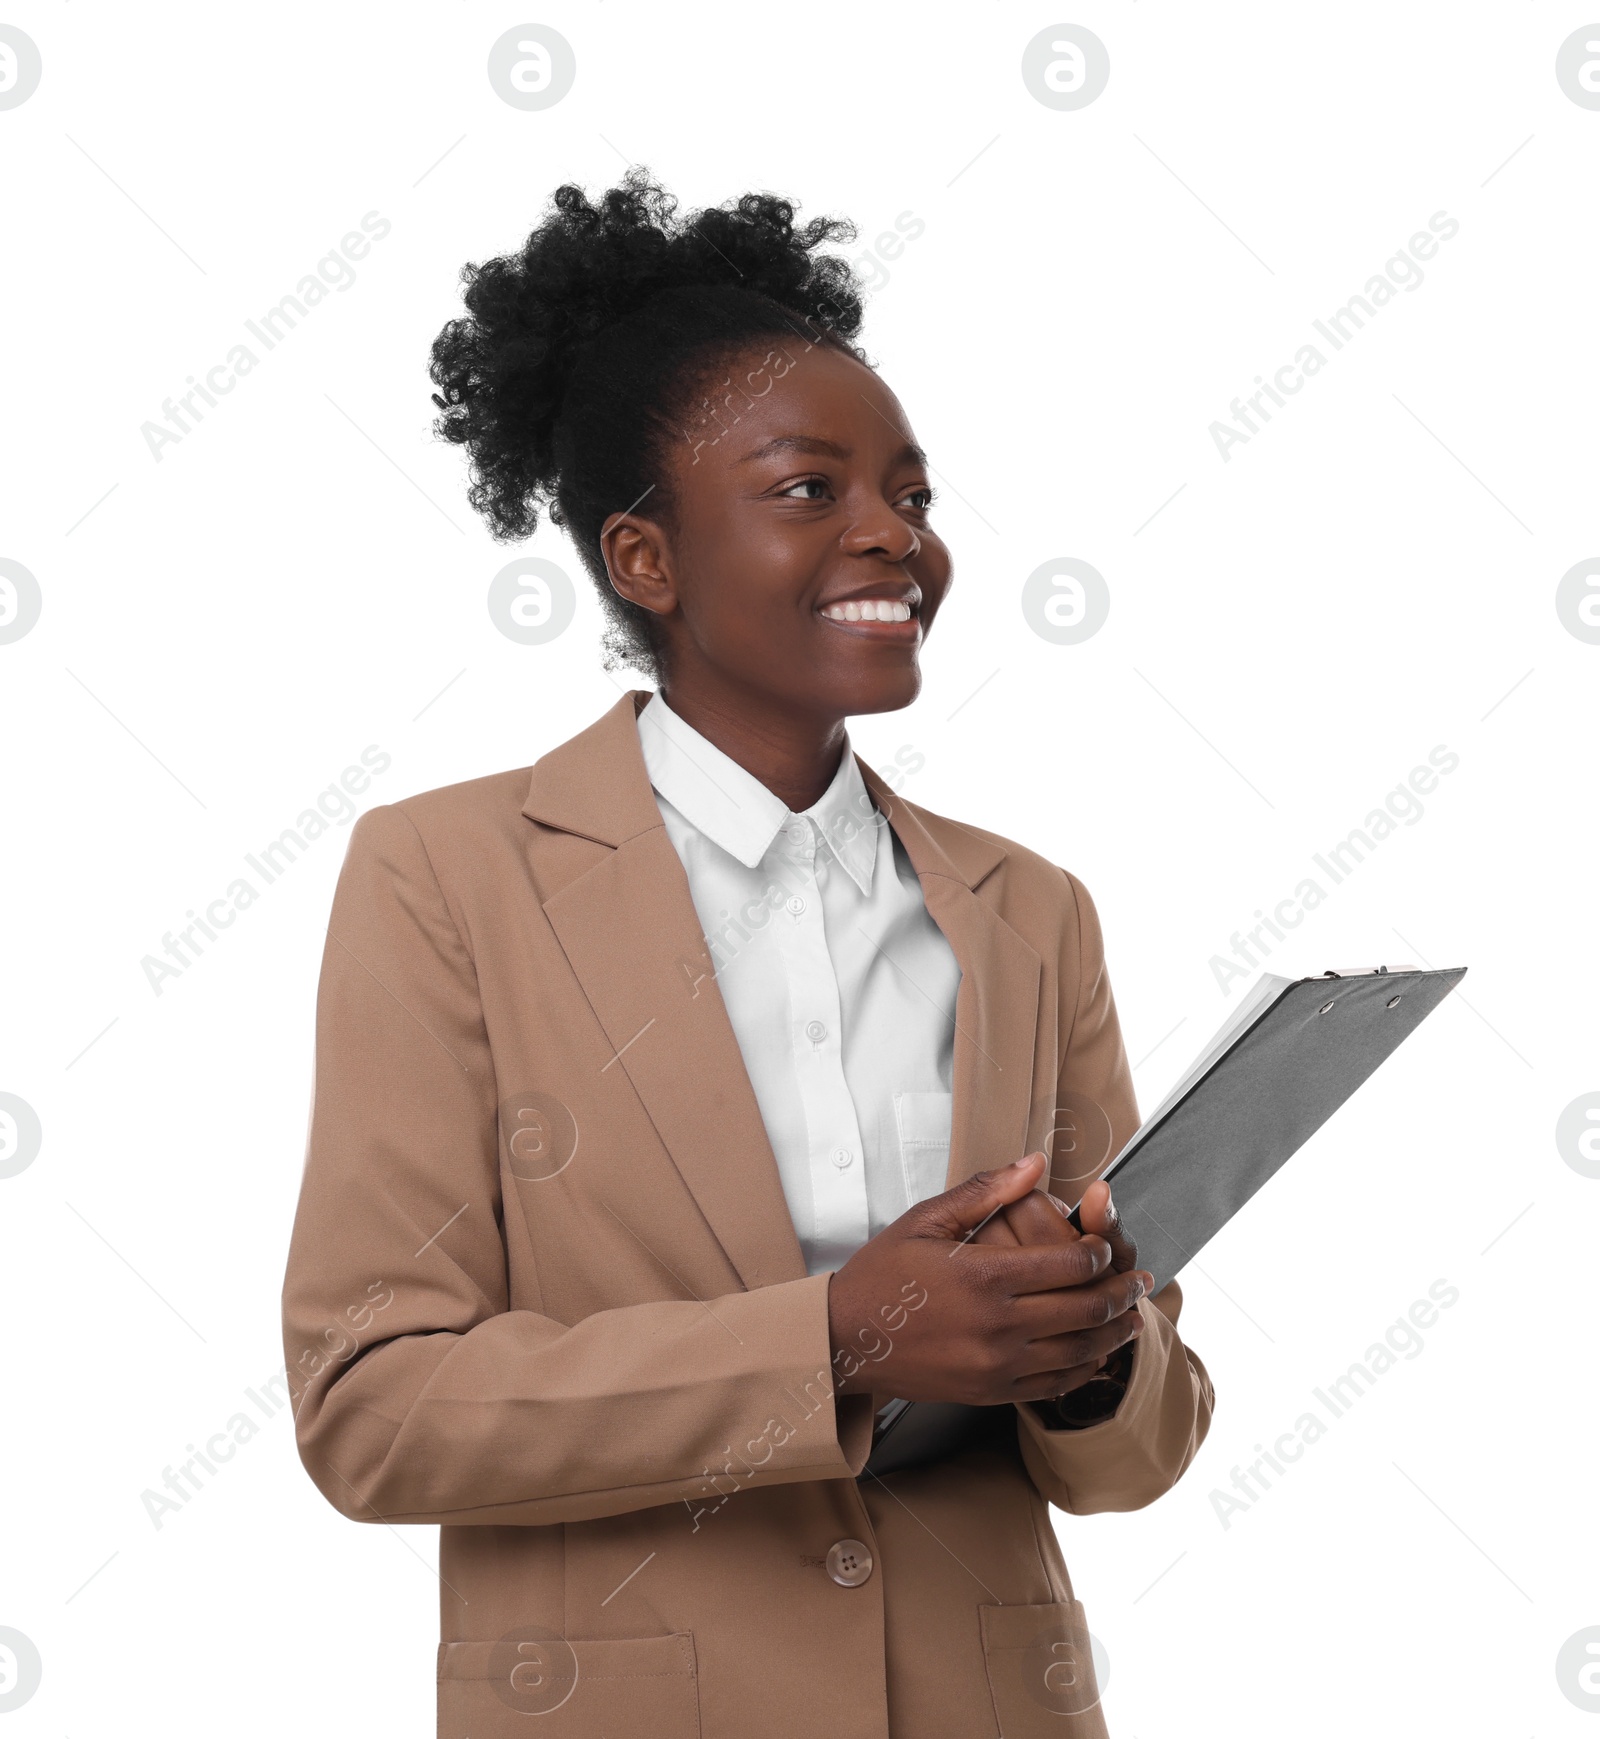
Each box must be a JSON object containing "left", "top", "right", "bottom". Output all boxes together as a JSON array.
[{"left": 1319, "top": 964, "right": 1418, "bottom": 977}]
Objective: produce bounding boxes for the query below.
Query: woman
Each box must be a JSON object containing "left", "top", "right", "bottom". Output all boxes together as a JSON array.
[{"left": 281, "top": 168, "right": 1213, "bottom": 1739}]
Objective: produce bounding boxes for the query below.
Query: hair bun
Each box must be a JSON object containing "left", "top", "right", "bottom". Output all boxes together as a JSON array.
[{"left": 429, "top": 165, "right": 871, "bottom": 682}]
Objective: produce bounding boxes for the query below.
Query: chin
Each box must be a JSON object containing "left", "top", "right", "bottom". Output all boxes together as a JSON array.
[{"left": 836, "top": 660, "right": 923, "bottom": 718}]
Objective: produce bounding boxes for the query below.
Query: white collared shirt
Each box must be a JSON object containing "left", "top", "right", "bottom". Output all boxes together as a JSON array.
[{"left": 638, "top": 691, "right": 963, "bottom": 1276}]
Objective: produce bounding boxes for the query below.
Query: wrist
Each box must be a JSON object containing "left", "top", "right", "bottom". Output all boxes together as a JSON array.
[
  {"left": 825, "top": 1272, "right": 868, "bottom": 1397},
  {"left": 1028, "top": 1341, "right": 1134, "bottom": 1430}
]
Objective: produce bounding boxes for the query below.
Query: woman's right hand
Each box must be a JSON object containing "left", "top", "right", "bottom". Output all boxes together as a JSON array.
[{"left": 825, "top": 1151, "right": 1152, "bottom": 1407}]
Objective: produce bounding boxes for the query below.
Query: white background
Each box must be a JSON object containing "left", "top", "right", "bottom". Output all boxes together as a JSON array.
[{"left": 3, "top": 4, "right": 1597, "bottom": 1734}]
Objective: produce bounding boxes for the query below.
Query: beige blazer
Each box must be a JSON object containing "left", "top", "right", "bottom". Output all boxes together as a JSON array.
[{"left": 281, "top": 688, "right": 1214, "bottom": 1739}]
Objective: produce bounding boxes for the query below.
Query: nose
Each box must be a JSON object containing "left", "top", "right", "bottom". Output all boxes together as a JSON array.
[{"left": 841, "top": 502, "right": 921, "bottom": 564}]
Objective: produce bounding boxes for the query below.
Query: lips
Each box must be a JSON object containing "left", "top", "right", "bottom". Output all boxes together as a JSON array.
[
  {"left": 818, "top": 618, "right": 919, "bottom": 645},
  {"left": 815, "top": 584, "right": 922, "bottom": 645}
]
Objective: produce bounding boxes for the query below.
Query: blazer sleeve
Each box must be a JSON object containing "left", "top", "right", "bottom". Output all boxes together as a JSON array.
[
  {"left": 280, "top": 803, "right": 875, "bottom": 1529},
  {"left": 1011, "top": 868, "right": 1216, "bottom": 1514}
]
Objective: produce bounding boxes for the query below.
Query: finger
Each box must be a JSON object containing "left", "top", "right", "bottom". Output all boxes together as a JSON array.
[
  {"left": 1017, "top": 1306, "right": 1144, "bottom": 1379},
  {"left": 1012, "top": 1365, "right": 1102, "bottom": 1403},
  {"left": 914, "top": 1152, "right": 1049, "bottom": 1244},
  {"left": 1009, "top": 1336, "right": 1136, "bottom": 1404},
  {"left": 1012, "top": 1266, "right": 1149, "bottom": 1337},
  {"left": 1075, "top": 1179, "right": 1144, "bottom": 1278},
  {"left": 969, "top": 1209, "right": 1023, "bottom": 1247},
  {"left": 973, "top": 1188, "right": 1079, "bottom": 1246},
  {"left": 1039, "top": 1189, "right": 1078, "bottom": 1229},
  {"left": 960, "top": 1232, "right": 1115, "bottom": 1295},
  {"left": 999, "top": 1189, "right": 1080, "bottom": 1246}
]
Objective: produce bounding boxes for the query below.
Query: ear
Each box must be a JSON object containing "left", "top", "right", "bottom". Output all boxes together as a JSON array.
[{"left": 600, "top": 509, "right": 677, "bottom": 621}]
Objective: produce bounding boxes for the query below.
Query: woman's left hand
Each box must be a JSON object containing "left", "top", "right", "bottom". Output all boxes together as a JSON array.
[
  {"left": 970, "top": 1165, "right": 1152, "bottom": 1376},
  {"left": 970, "top": 1164, "right": 1139, "bottom": 1268},
  {"left": 967, "top": 1158, "right": 1074, "bottom": 1248}
]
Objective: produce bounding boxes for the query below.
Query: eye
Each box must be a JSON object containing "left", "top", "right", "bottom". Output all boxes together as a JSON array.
[
  {"left": 776, "top": 475, "right": 831, "bottom": 501},
  {"left": 903, "top": 484, "right": 938, "bottom": 511}
]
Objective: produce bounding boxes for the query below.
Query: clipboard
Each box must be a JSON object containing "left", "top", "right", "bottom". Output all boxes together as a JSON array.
[{"left": 861, "top": 962, "right": 1467, "bottom": 1479}]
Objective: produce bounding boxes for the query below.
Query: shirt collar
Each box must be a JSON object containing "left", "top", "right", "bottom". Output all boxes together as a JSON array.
[{"left": 637, "top": 690, "right": 880, "bottom": 895}]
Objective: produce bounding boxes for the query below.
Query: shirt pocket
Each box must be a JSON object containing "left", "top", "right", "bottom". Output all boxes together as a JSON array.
[{"left": 893, "top": 1089, "right": 954, "bottom": 1206}]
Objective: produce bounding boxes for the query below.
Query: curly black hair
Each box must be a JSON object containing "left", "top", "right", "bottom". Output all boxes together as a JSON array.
[{"left": 428, "top": 166, "right": 873, "bottom": 684}]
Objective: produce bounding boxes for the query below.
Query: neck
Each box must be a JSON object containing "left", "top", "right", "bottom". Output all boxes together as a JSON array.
[{"left": 656, "top": 680, "right": 846, "bottom": 814}]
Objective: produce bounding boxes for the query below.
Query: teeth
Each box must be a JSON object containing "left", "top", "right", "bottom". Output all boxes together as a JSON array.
[{"left": 820, "top": 599, "right": 913, "bottom": 623}]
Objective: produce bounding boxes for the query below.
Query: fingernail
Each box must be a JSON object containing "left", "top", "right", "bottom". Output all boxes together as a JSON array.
[{"left": 1009, "top": 1153, "right": 1035, "bottom": 1169}]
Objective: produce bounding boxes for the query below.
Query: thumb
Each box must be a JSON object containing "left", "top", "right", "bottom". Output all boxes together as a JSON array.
[{"left": 915, "top": 1151, "right": 1048, "bottom": 1244}]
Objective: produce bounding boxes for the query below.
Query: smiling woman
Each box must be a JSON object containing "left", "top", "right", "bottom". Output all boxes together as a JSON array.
[
  {"left": 426, "top": 167, "right": 950, "bottom": 791},
  {"left": 281, "top": 166, "right": 1212, "bottom": 1739}
]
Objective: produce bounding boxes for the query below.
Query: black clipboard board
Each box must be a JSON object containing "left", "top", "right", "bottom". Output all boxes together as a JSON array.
[{"left": 861, "top": 963, "right": 1466, "bottom": 1479}]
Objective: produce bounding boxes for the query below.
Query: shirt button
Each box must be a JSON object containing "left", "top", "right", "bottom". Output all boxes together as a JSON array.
[
  {"left": 832, "top": 1147, "right": 853, "bottom": 1169},
  {"left": 826, "top": 1539, "right": 873, "bottom": 1587},
  {"left": 786, "top": 895, "right": 805, "bottom": 915},
  {"left": 787, "top": 821, "right": 809, "bottom": 844},
  {"left": 805, "top": 1020, "right": 827, "bottom": 1044}
]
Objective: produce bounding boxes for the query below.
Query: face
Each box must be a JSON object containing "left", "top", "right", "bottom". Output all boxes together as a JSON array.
[{"left": 601, "top": 338, "right": 952, "bottom": 724}]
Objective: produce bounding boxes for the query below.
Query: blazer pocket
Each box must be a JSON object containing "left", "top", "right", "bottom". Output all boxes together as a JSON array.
[
  {"left": 438, "top": 1631, "right": 699, "bottom": 1738},
  {"left": 893, "top": 1089, "right": 954, "bottom": 1204},
  {"left": 978, "top": 1600, "right": 1109, "bottom": 1738}
]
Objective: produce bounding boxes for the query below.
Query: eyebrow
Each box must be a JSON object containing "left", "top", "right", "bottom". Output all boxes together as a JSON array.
[{"left": 736, "top": 433, "right": 929, "bottom": 468}]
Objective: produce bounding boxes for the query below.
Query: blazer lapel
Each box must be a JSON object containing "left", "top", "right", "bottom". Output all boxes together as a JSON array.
[
  {"left": 855, "top": 761, "right": 1042, "bottom": 1191},
  {"left": 524, "top": 691, "right": 809, "bottom": 1292},
  {"left": 520, "top": 690, "right": 1042, "bottom": 1298}
]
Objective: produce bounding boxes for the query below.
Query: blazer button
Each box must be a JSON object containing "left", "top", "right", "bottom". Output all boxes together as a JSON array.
[{"left": 826, "top": 1538, "right": 873, "bottom": 1587}]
